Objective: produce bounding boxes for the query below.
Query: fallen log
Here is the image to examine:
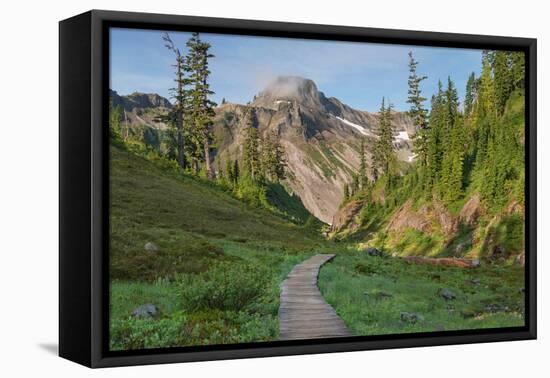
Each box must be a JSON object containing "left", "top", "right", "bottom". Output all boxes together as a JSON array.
[{"left": 403, "top": 256, "right": 480, "bottom": 268}]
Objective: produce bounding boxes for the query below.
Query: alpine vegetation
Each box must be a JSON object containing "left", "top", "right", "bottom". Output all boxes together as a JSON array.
[{"left": 108, "top": 30, "right": 526, "bottom": 350}]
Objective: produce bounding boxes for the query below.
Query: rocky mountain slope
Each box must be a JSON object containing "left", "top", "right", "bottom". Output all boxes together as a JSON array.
[
  {"left": 110, "top": 76, "right": 415, "bottom": 224},
  {"left": 212, "top": 76, "right": 414, "bottom": 223},
  {"left": 110, "top": 90, "right": 172, "bottom": 130}
]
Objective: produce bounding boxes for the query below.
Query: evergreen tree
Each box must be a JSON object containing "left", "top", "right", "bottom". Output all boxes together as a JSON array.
[
  {"left": 439, "top": 115, "right": 466, "bottom": 202},
  {"left": 464, "top": 72, "right": 476, "bottom": 116},
  {"left": 352, "top": 174, "right": 360, "bottom": 195},
  {"left": 162, "top": 32, "right": 189, "bottom": 169},
  {"left": 233, "top": 159, "right": 240, "bottom": 184},
  {"left": 445, "top": 76, "right": 460, "bottom": 128},
  {"left": 216, "top": 159, "right": 224, "bottom": 180},
  {"left": 359, "top": 138, "right": 367, "bottom": 187},
  {"left": 406, "top": 51, "right": 429, "bottom": 170},
  {"left": 243, "top": 107, "right": 260, "bottom": 180},
  {"left": 109, "top": 100, "right": 123, "bottom": 140},
  {"left": 185, "top": 32, "right": 217, "bottom": 179},
  {"left": 493, "top": 51, "right": 513, "bottom": 115},
  {"left": 476, "top": 50, "right": 524, "bottom": 209},
  {"left": 433, "top": 77, "right": 461, "bottom": 199},
  {"left": 426, "top": 81, "right": 447, "bottom": 191},
  {"left": 226, "top": 158, "right": 234, "bottom": 185},
  {"left": 509, "top": 51, "right": 525, "bottom": 90},
  {"left": 474, "top": 54, "right": 497, "bottom": 169},
  {"left": 373, "top": 98, "right": 396, "bottom": 179},
  {"left": 261, "top": 131, "right": 286, "bottom": 183},
  {"left": 273, "top": 137, "right": 286, "bottom": 182},
  {"left": 343, "top": 183, "right": 350, "bottom": 201}
]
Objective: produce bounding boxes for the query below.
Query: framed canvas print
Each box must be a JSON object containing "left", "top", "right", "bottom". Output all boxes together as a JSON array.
[{"left": 59, "top": 10, "right": 537, "bottom": 368}]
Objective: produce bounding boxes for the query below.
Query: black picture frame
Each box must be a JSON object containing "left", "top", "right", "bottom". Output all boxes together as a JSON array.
[{"left": 59, "top": 9, "right": 537, "bottom": 368}]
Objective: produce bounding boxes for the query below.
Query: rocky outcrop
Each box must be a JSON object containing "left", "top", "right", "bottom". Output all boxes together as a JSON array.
[
  {"left": 386, "top": 197, "right": 467, "bottom": 237},
  {"left": 386, "top": 200, "right": 432, "bottom": 234},
  {"left": 506, "top": 199, "right": 524, "bottom": 216},
  {"left": 459, "top": 192, "right": 482, "bottom": 225},
  {"left": 330, "top": 200, "right": 364, "bottom": 233},
  {"left": 433, "top": 200, "right": 459, "bottom": 235}
]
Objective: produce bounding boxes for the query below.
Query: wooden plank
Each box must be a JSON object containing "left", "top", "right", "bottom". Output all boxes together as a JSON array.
[{"left": 278, "top": 254, "right": 353, "bottom": 340}]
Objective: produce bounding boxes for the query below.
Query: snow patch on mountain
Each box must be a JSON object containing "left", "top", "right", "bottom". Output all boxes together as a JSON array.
[
  {"left": 330, "top": 114, "right": 372, "bottom": 136},
  {"left": 396, "top": 130, "right": 410, "bottom": 141}
]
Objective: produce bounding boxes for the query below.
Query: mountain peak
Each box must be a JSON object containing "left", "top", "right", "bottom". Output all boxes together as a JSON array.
[
  {"left": 110, "top": 89, "right": 173, "bottom": 111},
  {"left": 264, "top": 76, "right": 318, "bottom": 97},
  {"left": 254, "top": 76, "right": 323, "bottom": 108}
]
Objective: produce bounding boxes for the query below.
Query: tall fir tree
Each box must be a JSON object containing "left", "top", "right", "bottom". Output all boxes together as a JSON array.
[
  {"left": 185, "top": 32, "right": 217, "bottom": 179},
  {"left": 162, "top": 32, "right": 189, "bottom": 169},
  {"left": 476, "top": 50, "right": 525, "bottom": 209},
  {"left": 406, "top": 51, "right": 429, "bottom": 172},
  {"left": 439, "top": 114, "right": 466, "bottom": 202},
  {"left": 509, "top": 51, "right": 525, "bottom": 90},
  {"left": 373, "top": 98, "right": 396, "bottom": 181},
  {"left": 243, "top": 107, "right": 260, "bottom": 180},
  {"left": 464, "top": 72, "right": 477, "bottom": 116},
  {"left": 352, "top": 174, "right": 360, "bottom": 195},
  {"left": 359, "top": 138, "right": 368, "bottom": 187},
  {"left": 493, "top": 51, "right": 513, "bottom": 115},
  {"left": 225, "top": 158, "right": 234, "bottom": 185},
  {"left": 261, "top": 131, "right": 286, "bottom": 183},
  {"left": 233, "top": 159, "right": 240, "bottom": 184},
  {"left": 445, "top": 76, "right": 460, "bottom": 128},
  {"left": 343, "top": 183, "right": 350, "bottom": 201},
  {"left": 435, "top": 77, "right": 461, "bottom": 199},
  {"left": 426, "top": 81, "right": 446, "bottom": 190},
  {"left": 474, "top": 54, "right": 497, "bottom": 169}
]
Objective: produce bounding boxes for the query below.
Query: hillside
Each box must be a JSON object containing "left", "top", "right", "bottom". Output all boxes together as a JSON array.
[
  {"left": 330, "top": 91, "right": 526, "bottom": 265},
  {"left": 110, "top": 144, "right": 328, "bottom": 280}
]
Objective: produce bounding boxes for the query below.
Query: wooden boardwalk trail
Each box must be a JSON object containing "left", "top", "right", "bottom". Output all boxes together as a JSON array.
[{"left": 278, "top": 254, "right": 353, "bottom": 340}]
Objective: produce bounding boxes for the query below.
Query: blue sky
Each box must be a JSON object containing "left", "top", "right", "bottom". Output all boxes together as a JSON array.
[{"left": 110, "top": 28, "right": 483, "bottom": 112}]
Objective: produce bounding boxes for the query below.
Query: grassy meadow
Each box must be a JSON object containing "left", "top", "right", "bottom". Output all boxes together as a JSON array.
[
  {"left": 109, "top": 144, "right": 328, "bottom": 350},
  {"left": 110, "top": 142, "right": 525, "bottom": 351},
  {"left": 318, "top": 251, "right": 524, "bottom": 336}
]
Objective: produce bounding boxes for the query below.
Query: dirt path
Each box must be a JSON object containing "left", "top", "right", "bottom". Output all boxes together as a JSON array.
[{"left": 278, "top": 254, "right": 352, "bottom": 340}]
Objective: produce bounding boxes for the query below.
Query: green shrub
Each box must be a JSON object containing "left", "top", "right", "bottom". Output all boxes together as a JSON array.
[
  {"left": 110, "top": 312, "right": 188, "bottom": 350},
  {"left": 178, "top": 262, "right": 270, "bottom": 312},
  {"left": 234, "top": 175, "right": 270, "bottom": 209}
]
